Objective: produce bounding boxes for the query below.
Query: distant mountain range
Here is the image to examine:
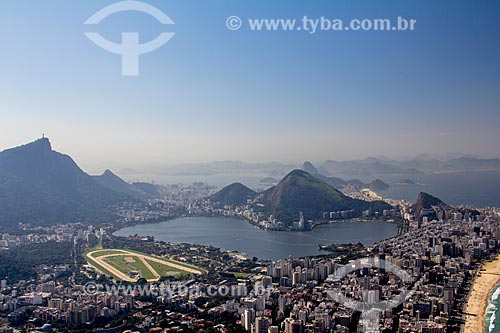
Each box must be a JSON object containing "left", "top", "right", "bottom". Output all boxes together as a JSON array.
[
  {"left": 321, "top": 156, "right": 500, "bottom": 176},
  {"left": 156, "top": 160, "right": 295, "bottom": 177},
  {"left": 0, "top": 138, "right": 154, "bottom": 231},
  {"left": 302, "top": 161, "right": 390, "bottom": 192},
  {"left": 322, "top": 158, "right": 423, "bottom": 176},
  {"left": 210, "top": 173, "right": 482, "bottom": 225},
  {"left": 210, "top": 169, "right": 392, "bottom": 225},
  {"left": 141, "top": 155, "right": 500, "bottom": 180}
]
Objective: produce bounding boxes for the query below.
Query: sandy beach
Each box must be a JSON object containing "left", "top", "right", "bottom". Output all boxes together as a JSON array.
[{"left": 465, "top": 255, "right": 500, "bottom": 333}]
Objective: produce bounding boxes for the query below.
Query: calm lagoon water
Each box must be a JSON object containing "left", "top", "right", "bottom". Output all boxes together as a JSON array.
[{"left": 113, "top": 217, "right": 399, "bottom": 260}]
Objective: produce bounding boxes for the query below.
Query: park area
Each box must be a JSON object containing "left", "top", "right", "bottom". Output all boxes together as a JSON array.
[{"left": 85, "top": 248, "right": 204, "bottom": 282}]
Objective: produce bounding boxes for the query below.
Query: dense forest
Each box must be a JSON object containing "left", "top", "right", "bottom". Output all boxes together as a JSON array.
[{"left": 0, "top": 241, "right": 73, "bottom": 283}]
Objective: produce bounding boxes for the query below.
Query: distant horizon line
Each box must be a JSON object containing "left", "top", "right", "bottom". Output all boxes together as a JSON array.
[{"left": 1, "top": 136, "right": 499, "bottom": 174}]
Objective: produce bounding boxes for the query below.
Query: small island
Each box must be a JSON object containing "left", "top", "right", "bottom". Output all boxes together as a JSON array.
[
  {"left": 399, "top": 178, "right": 416, "bottom": 185},
  {"left": 370, "top": 179, "right": 390, "bottom": 191}
]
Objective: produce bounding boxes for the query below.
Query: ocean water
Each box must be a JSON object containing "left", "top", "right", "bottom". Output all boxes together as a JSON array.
[
  {"left": 360, "top": 170, "right": 500, "bottom": 207},
  {"left": 486, "top": 283, "right": 500, "bottom": 333}
]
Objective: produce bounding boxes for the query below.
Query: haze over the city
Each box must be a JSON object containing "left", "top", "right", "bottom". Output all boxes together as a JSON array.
[{"left": 1, "top": 0, "right": 499, "bottom": 173}]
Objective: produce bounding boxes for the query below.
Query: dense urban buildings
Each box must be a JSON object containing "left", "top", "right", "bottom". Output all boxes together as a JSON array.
[{"left": 0, "top": 183, "right": 498, "bottom": 332}]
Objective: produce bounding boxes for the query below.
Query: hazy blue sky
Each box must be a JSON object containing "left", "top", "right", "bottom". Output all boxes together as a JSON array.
[{"left": 1, "top": 0, "right": 499, "bottom": 173}]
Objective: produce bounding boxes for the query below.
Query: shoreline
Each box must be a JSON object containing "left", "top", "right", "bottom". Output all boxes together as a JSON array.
[
  {"left": 465, "top": 254, "right": 500, "bottom": 333},
  {"left": 112, "top": 216, "right": 399, "bottom": 261},
  {"left": 114, "top": 213, "right": 399, "bottom": 233}
]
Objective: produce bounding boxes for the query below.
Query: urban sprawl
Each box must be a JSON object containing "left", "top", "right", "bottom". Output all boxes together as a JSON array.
[{"left": 0, "top": 183, "right": 499, "bottom": 333}]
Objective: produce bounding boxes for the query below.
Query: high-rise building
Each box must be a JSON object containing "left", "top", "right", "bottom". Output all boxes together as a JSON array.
[
  {"left": 255, "top": 316, "right": 270, "bottom": 333},
  {"left": 278, "top": 295, "right": 287, "bottom": 314},
  {"left": 292, "top": 271, "right": 301, "bottom": 286},
  {"left": 284, "top": 319, "right": 304, "bottom": 333},
  {"left": 262, "top": 276, "right": 272, "bottom": 288},
  {"left": 243, "top": 308, "right": 255, "bottom": 331}
]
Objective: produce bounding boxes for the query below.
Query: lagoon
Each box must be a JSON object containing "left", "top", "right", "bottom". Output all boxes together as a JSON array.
[{"left": 113, "top": 217, "right": 399, "bottom": 260}]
